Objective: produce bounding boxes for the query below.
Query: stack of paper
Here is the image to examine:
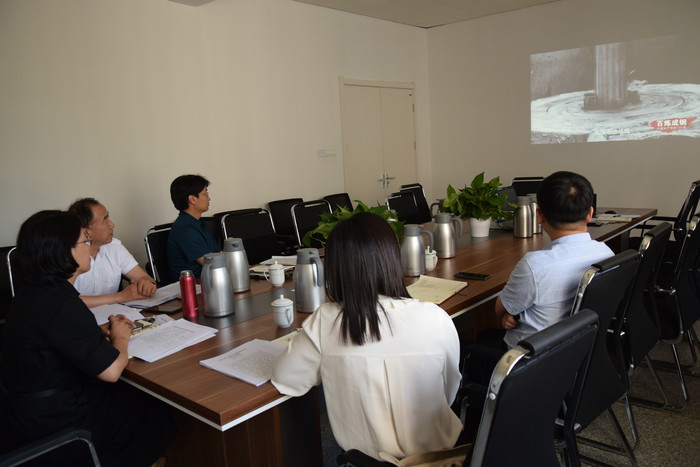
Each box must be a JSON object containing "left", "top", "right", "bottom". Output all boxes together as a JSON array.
[
  {"left": 91, "top": 303, "right": 145, "bottom": 325},
  {"left": 200, "top": 339, "right": 285, "bottom": 387},
  {"left": 407, "top": 275, "right": 468, "bottom": 304},
  {"left": 122, "top": 282, "right": 185, "bottom": 308},
  {"left": 128, "top": 319, "right": 218, "bottom": 362}
]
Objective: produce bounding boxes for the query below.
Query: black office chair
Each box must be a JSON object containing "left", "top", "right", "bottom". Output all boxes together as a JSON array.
[
  {"left": 267, "top": 197, "right": 304, "bottom": 249},
  {"left": 399, "top": 183, "right": 432, "bottom": 224},
  {"left": 386, "top": 191, "right": 421, "bottom": 224},
  {"left": 324, "top": 193, "right": 353, "bottom": 211},
  {"left": 220, "top": 208, "right": 283, "bottom": 265},
  {"left": 0, "top": 246, "right": 16, "bottom": 343},
  {"left": 622, "top": 222, "right": 673, "bottom": 409},
  {"left": 292, "top": 200, "right": 332, "bottom": 248},
  {"left": 201, "top": 216, "right": 223, "bottom": 250},
  {"left": 0, "top": 427, "right": 100, "bottom": 466},
  {"left": 649, "top": 213, "right": 700, "bottom": 406},
  {"left": 567, "top": 250, "right": 641, "bottom": 466},
  {"left": 337, "top": 310, "right": 599, "bottom": 467},
  {"left": 630, "top": 180, "right": 700, "bottom": 255},
  {"left": 144, "top": 223, "right": 173, "bottom": 287},
  {"left": 511, "top": 176, "right": 544, "bottom": 197}
]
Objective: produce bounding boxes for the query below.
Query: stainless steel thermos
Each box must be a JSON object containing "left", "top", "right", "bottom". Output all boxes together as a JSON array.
[
  {"left": 528, "top": 193, "right": 542, "bottom": 234},
  {"left": 513, "top": 196, "right": 533, "bottom": 238},
  {"left": 201, "top": 253, "right": 235, "bottom": 317},
  {"left": 401, "top": 224, "right": 434, "bottom": 276},
  {"left": 433, "top": 213, "right": 462, "bottom": 259},
  {"left": 293, "top": 248, "right": 326, "bottom": 313},
  {"left": 223, "top": 237, "right": 250, "bottom": 293}
]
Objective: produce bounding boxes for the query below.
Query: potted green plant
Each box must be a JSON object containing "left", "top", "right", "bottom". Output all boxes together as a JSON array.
[
  {"left": 441, "top": 172, "right": 512, "bottom": 237},
  {"left": 303, "top": 201, "right": 404, "bottom": 247}
]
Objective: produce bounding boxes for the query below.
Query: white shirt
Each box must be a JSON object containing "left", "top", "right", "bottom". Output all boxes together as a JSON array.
[
  {"left": 272, "top": 297, "right": 462, "bottom": 460},
  {"left": 73, "top": 238, "right": 138, "bottom": 296}
]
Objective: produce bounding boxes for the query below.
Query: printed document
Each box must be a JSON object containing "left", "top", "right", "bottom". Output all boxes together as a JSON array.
[
  {"left": 200, "top": 339, "right": 285, "bottom": 387},
  {"left": 128, "top": 319, "right": 218, "bottom": 362}
]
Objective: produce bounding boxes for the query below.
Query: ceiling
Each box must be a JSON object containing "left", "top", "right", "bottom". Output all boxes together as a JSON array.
[{"left": 293, "top": 0, "right": 559, "bottom": 29}]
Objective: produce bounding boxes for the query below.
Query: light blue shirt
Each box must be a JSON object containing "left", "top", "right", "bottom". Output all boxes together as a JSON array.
[{"left": 500, "top": 232, "right": 613, "bottom": 348}]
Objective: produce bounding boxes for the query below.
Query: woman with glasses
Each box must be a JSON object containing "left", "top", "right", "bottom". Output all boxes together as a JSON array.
[
  {"left": 272, "top": 212, "right": 462, "bottom": 461},
  {"left": 0, "top": 210, "right": 175, "bottom": 466}
]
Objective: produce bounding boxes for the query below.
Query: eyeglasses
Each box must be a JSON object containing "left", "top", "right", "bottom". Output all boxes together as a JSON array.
[{"left": 76, "top": 236, "right": 92, "bottom": 247}]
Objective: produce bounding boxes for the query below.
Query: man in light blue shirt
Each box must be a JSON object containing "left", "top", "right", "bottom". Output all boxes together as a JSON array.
[
  {"left": 462, "top": 171, "right": 613, "bottom": 439},
  {"left": 496, "top": 171, "right": 614, "bottom": 348}
]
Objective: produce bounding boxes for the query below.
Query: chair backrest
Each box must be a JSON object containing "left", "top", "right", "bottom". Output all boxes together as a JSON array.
[
  {"left": 570, "top": 249, "right": 640, "bottom": 429},
  {"left": 386, "top": 191, "right": 420, "bottom": 224},
  {"left": 399, "top": 183, "right": 432, "bottom": 224},
  {"left": 292, "top": 200, "right": 332, "bottom": 248},
  {"left": 201, "top": 216, "right": 223, "bottom": 250},
  {"left": 671, "top": 180, "right": 700, "bottom": 243},
  {"left": 267, "top": 198, "right": 304, "bottom": 239},
  {"left": 471, "top": 309, "right": 598, "bottom": 467},
  {"left": 625, "top": 222, "right": 672, "bottom": 365},
  {"left": 655, "top": 213, "right": 700, "bottom": 342},
  {"left": 511, "top": 176, "right": 544, "bottom": 197},
  {"left": 0, "top": 246, "right": 16, "bottom": 322},
  {"left": 323, "top": 193, "right": 353, "bottom": 211},
  {"left": 144, "top": 223, "right": 173, "bottom": 287},
  {"left": 220, "top": 209, "right": 282, "bottom": 265},
  {"left": 673, "top": 213, "right": 700, "bottom": 330}
]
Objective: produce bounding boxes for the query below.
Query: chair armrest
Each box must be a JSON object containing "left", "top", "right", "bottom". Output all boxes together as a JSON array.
[{"left": 0, "top": 427, "right": 98, "bottom": 466}]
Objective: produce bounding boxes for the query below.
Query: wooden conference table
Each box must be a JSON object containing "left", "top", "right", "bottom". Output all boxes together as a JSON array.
[{"left": 122, "top": 207, "right": 656, "bottom": 467}]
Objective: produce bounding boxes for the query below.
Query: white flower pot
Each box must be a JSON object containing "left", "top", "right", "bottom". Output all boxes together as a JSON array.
[{"left": 469, "top": 218, "right": 491, "bottom": 238}]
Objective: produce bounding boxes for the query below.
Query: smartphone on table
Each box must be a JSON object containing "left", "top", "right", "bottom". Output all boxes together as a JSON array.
[{"left": 454, "top": 271, "right": 491, "bottom": 281}]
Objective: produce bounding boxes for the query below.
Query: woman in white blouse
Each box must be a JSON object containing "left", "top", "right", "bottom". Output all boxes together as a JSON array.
[{"left": 272, "top": 212, "right": 462, "bottom": 460}]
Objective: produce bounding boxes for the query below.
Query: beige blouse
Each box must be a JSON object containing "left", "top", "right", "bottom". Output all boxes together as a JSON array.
[{"left": 272, "top": 297, "right": 462, "bottom": 460}]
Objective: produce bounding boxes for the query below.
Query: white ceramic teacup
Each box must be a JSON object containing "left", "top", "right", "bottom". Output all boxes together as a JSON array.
[
  {"left": 425, "top": 248, "right": 438, "bottom": 271},
  {"left": 271, "top": 294, "right": 294, "bottom": 328},
  {"left": 264, "top": 261, "right": 286, "bottom": 287}
]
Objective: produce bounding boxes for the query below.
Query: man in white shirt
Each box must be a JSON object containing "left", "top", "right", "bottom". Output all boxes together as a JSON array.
[{"left": 69, "top": 198, "right": 157, "bottom": 307}]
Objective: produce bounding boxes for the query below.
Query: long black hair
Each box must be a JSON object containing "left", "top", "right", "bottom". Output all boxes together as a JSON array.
[
  {"left": 324, "top": 212, "right": 409, "bottom": 346},
  {"left": 15, "top": 210, "right": 81, "bottom": 286}
]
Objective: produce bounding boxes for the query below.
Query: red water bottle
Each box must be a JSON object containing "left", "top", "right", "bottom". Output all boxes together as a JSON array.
[{"left": 180, "top": 270, "right": 198, "bottom": 320}]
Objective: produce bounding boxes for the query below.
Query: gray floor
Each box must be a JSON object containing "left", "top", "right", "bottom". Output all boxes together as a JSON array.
[
  {"left": 577, "top": 325, "right": 700, "bottom": 466},
  {"left": 321, "top": 323, "right": 700, "bottom": 466}
]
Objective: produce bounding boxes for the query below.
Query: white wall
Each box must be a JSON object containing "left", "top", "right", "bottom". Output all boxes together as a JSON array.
[
  {"left": 0, "top": 0, "right": 429, "bottom": 263},
  {"left": 427, "top": 0, "right": 700, "bottom": 218}
]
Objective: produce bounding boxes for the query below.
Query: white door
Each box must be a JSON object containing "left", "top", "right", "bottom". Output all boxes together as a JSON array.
[{"left": 340, "top": 79, "right": 417, "bottom": 206}]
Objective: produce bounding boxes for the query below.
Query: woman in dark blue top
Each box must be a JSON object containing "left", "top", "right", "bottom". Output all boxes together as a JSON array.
[{"left": 0, "top": 210, "right": 175, "bottom": 466}]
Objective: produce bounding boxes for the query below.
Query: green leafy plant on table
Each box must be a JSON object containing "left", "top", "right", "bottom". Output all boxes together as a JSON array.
[
  {"left": 441, "top": 172, "right": 512, "bottom": 221},
  {"left": 302, "top": 201, "right": 404, "bottom": 247}
]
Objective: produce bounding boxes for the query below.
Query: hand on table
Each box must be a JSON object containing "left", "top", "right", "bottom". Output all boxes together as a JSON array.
[
  {"left": 118, "top": 282, "right": 152, "bottom": 302},
  {"left": 107, "top": 314, "right": 136, "bottom": 341},
  {"left": 133, "top": 277, "right": 157, "bottom": 297}
]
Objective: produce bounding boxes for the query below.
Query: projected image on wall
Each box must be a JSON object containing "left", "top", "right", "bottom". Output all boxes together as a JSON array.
[{"left": 531, "top": 32, "right": 700, "bottom": 144}]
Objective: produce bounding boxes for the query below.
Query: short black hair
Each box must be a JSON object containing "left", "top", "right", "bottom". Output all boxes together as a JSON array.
[
  {"left": 68, "top": 197, "right": 100, "bottom": 228},
  {"left": 170, "top": 174, "right": 209, "bottom": 211},
  {"left": 16, "top": 210, "right": 81, "bottom": 285},
  {"left": 537, "top": 171, "right": 594, "bottom": 228},
  {"left": 324, "top": 212, "right": 408, "bottom": 346}
]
